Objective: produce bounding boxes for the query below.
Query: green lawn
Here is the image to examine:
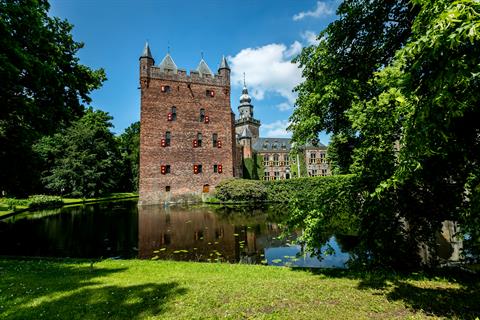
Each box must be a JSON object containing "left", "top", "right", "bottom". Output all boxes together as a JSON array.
[{"left": 0, "top": 259, "right": 478, "bottom": 319}]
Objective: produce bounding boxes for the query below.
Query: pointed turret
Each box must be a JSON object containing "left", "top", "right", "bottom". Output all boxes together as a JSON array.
[
  {"left": 158, "top": 53, "right": 178, "bottom": 73},
  {"left": 218, "top": 55, "right": 230, "bottom": 71},
  {"left": 196, "top": 59, "right": 213, "bottom": 76},
  {"left": 140, "top": 42, "right": 154, "bottom": 63},
  {"left": 218, "top": 55, "right": 231, "bottom": 81}
]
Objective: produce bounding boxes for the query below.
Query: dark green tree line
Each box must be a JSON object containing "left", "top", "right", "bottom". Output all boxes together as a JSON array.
[{"left": 0, "top": 0, "right": 105, "bottom": 196}]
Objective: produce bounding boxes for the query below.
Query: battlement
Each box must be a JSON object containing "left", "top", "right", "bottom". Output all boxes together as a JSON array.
[{"left": 147, "top": 65, "right": 229, "bottom": 86}]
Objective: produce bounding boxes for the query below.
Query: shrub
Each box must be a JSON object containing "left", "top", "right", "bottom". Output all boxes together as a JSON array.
[
  {"left": 215, "top": 179, "right": 268, "bottom": 202},
  {"left": 2, "top": 198, "right": 30, "bottom": 211},
  {"left": 28, "top": 195, "right": 64, "bottom": 210}
]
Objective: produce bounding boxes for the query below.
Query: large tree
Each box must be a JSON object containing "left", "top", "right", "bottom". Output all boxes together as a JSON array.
[
  {"left": 289, "top": 0, "right": 417, "bottom": 173},
  {"left": 34, "top": 108, "right": 121, "bottom": 198},
  {"left": 290, "top": 0, "right": 480, "bottom": 268},
  {"left": 0, "top": 0, "right": 105, "bottom": 196},
  {"left": 117, "top": 121, "right": 140, "bottom": 192}
]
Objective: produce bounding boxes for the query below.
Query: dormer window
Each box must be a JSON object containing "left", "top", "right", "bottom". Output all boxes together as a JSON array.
[
  {"left": 161, "top": 85, "right": 171, "bottom": 93},
  {"left": 272, "top": 142, "right": 278, "bottom": 150},
  {"left": 263, "top": 141, "right": 269, "bottom": 149}
]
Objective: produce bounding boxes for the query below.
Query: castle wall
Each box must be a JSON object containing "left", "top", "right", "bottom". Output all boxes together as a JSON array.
[{"left": 139, "top": 64, "right": 234, "bottom": 205}]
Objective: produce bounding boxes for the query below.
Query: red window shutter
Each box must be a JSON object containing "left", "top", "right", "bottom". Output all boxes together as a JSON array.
[
  {"left": 161, "top": 86, "right": 166, "bottom": 92},
  {"left": 217, "top": 140, "right": 222, "bottom": 148},
  {"left": 161, "top": 165, "right": 166, "bottom": 174},
  {"left": 161, "top": 139, "right": 166, "bottom": 147},
  {"left": 218, "top": 164, "right": 222, "bottom": 173},
  {"left": 204, "top": 115, "right": 209, "bottom": 123},
  {"left": 210, "top": 90, "right": 215, "bottom": 97},
  {"left": 167, "top": 113, "right": 172, "bottom": 121},
  {"left": 193, "top": 140, "right": 198, "bottom": 148},
  {"left": 193, "top": 165, "right": 198, "bottom": 174}
]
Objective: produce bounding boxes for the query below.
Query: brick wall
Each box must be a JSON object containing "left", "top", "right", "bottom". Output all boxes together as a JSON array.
[{"left": 139, "top": 62, "right": 235, "bottom": 204}]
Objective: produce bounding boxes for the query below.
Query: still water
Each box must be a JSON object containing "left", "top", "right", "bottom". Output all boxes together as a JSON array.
[{"left": 0, "top": 200, "right": 352, "bottom": 268}]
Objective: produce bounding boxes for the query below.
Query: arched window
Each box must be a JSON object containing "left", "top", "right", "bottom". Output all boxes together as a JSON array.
[
  {"left": 171, "top": 106, "right": 177, "bottom": 120},
  {"left": 165, "top": 131, "right": 171, "bottom": 146},
  {"left": 197, "top": 133, "right": 202, "bottom": 147},
  {"left": 199, "top": 108, "right": 205, "bottom": 122}
]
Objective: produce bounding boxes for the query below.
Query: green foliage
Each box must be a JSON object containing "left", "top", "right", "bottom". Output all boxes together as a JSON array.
[
  {"left": 214, "top": 179, "right": 268, "bottom": 202},
  {"left": 117, "top": 121, "right": 140, "bottom": 191},
  {"left": 1, "top": 198, "right": 29, "bottom": 211},
  {"left": 242, "top": 154, "right": 264, "bottom": 180},
  {"left": 27, "top": 195, "right": 63, "bottom": 210},
  {"left": 34, "top": 108, "right": 122, "bottom": 198},
  {"left": 291, "top": 0, "right": 480, "bottom": 268},
  {"left": 0, "top": 0, "right": 106, "bottom": 196},
  {"left": 289, "top": 152, "right": 307, "bottom": 178},
  {"left": 289, "top": 0, "right": 416, "bottom": 173}
]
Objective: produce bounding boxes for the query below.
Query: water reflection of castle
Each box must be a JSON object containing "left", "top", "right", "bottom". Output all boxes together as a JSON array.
[{"left": 138, "top": 206, "right": 284, "bottom": 263}]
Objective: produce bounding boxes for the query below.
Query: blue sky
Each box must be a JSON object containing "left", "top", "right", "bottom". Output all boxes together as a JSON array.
[{"left": 49, "top": 0, "right": 339, "bottom": 144}]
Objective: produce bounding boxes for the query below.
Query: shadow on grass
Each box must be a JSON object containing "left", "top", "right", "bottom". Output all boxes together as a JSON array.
[
  {"left": 291, "top": 267, "right": 480, "bottom": 318},
  {"left": 0, "top": 259, "right": 187, "bottom": 320}
]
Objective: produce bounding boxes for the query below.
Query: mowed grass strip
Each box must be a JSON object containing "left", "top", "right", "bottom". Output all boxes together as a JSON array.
[{"left": 0, "top": 259, "right": 478, "bottom": 319}]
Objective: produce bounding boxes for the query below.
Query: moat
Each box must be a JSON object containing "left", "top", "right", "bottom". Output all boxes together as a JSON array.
[{"left": 0, "top": 200, "right": 353, "bottom": 268}]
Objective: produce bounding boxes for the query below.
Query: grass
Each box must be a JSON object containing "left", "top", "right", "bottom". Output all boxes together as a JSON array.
[
  {"left": 0, "top": 193, "right": 138, "bottom": 218},
  {"left": 0, "top": 258, "right": 478, "bottom": 319}
]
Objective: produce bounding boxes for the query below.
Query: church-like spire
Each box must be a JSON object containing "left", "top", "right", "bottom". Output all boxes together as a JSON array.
[
  {"left": 140, "top": 42, "right": 154, "bottom": 61},
  {"left": 240, "top": 73, "right": 252, "bottom": 104}
]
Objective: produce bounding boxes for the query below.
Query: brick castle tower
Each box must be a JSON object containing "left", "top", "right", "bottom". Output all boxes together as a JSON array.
[{"left": 138, "top": 43, "right": 236, "bottom": 204}]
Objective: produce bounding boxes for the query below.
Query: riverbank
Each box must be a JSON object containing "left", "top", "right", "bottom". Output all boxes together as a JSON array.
[
  {"left": 0, "top": 258, "right": 478, "bottom": 319},
  {"left": 0, "top": 193, "right": 138, "bottom": 219}
]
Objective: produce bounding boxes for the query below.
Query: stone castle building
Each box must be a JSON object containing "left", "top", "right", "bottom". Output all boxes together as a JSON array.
[{"left": 139, "top": 43, "right": 329, "bottom": 204}]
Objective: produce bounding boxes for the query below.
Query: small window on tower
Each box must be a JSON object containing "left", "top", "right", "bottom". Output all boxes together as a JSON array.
[
  {"left": 199, "top": 108, "right": 205, "bottom": 122},
  {"left": 206, "top": 90, "right": 215, "bottom": 97},
  {"left": 213, "top": 164, "right": 218, "bottom": 173},
  {"left": 197, "top": 133, "right": 202, "bottom": 147},
  {"left": 171, "top": 106, "right": 177, "bottom": 120},
  {"left": 165, "top": 165, "right": 171, "bottom": 174},
  {"left": 165, "top": 186, "right": 171, "bottom": 192},
  {"left": 198, "top": 164, "right": 203, "bottom": 173},
  {"left": 161, "top": 85, "right": 171, "bottom": 93},
  {"left": 212, "top": 133, "right": 218, "bottom": 147},
  {"left": 165, "top": 131, "right": 171, "bottom": 146}
]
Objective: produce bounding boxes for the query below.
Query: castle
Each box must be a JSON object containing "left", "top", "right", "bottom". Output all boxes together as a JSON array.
[{"left": 139, "top": 43, "right": 329, "bottom": 205}]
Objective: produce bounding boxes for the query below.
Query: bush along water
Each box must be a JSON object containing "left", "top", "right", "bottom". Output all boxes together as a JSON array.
[{"left": 27, "top": 195, "right": 64, "bottom": 210}]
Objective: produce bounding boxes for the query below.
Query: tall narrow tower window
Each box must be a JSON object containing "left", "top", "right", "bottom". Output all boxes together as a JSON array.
[
  {"left": 171, "top": 106, "right": 177, "bottom": 120},
  {"left": 199, "top": 108, "right": 205, "bottom": 122},
  {"left": 212, "top": 133, "right": 218, "bottom": 147},
  {"left": 165, "top": 131, "right": 171, "bottom": 146},
  {"left": 197, "top": 133, "right": 202, "bottom": 147}
]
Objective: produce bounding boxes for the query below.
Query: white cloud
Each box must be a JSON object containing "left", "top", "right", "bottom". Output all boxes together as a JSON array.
[
  {"left": 301, "top": 31, "right": 320, "bottom": 46},
  {"left": 285, "top": 41, "right": 302, "bottom": 58},
  {"left": 229, "top": 43, "right": 303, "bottom": 104},
  {"left": 293, "top": 1, "right": 335, "bottom": 21},
  {"left": 276, "top": 102, "right": 293, "bottom": 112},
  {"left": 262, "top": 120, "right": 292, "bottom": 138}
]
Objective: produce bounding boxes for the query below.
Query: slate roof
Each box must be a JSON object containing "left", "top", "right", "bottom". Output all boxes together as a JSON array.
[
  {"left": 252, "top": 138, "right": 292, "bottom": 152},
  {"left": 218, "top": 55, "right": 230, "bottom": 70},
  {"left": 158, "top": 53, "right": 178, "bottom": 73},
  {"left": 252, "top": 137, "right": 326, "bottom": 152},
  {"left": 140, "top": 42, "right": 153, "bottom": 60},
  {"left": 196, "top": 59, "right": 213, "bottom": 76}
]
